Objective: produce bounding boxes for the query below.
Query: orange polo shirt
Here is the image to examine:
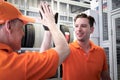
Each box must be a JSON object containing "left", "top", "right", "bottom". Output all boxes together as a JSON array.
[
  {"left": 0, "top": 43, "right": 59, "bottom": 80},
  {"left": 62, "top": 40, "right": 108, "bottom": 80}
]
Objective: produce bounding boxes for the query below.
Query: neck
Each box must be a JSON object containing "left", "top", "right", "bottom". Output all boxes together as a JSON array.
[{"left": 77, "top": 40, "right": 90, "bottom": 53}]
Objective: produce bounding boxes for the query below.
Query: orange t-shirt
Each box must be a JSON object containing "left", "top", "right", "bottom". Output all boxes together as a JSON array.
[
  {"left": 62, "top": 40, "right": 108, "bottom": 80},
  {"left": 0, "top": 43, "right": 59, "bottom": 80}
]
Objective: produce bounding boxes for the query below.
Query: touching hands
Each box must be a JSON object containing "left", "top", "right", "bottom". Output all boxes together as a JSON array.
[{"left": 39, "top": 2, "right": 56, "bottom": 30}]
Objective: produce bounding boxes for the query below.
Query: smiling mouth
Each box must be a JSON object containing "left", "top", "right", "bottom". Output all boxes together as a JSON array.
[{"left": 77, "top": 33, "right": 83, "bottom": 37}]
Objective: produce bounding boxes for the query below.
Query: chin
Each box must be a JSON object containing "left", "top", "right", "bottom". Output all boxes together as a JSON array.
[{"left": 77, "top": 38, "right": 85, "bottom": 42}]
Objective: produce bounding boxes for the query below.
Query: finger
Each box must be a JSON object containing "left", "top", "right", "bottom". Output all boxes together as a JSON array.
[
  {"left": 41, "top": 2, "right": 49, "bottom": 14},
  {"left": 39, "top": 2, "right": 44, "bottom": 19},
  {"left": 48, "top": 5, "right": 54, "bottom": 15},
  {"left": 44, "top": 2, "right": 50, "bottom": 13}
]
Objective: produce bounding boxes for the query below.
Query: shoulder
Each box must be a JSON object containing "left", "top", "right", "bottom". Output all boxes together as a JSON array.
[
  {"left": 95, "top": 45, "right": 105, "bottom": 53},
  {"left": 22, "top": 48, "right": 59, "bottom": 64},
  {"left": 68, "top": 42, "right": 78, "bottom": 53},
  {"left": 69, "top": 41, "right": 79, "bottom": 49},
  {"left": 90, "top": 41, "right": 106, "bottom": 56},
  {"left": 90, "top": 41, "right": 105, "bottom": 52},
  {"left": 92, "top": 44, "right": 107, "bottom": 58},
  {"left": 22, "top": 49, "right": 59, "bottom": 79}
]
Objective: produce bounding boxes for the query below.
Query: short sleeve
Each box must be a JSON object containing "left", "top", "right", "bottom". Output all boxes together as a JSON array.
[{"left": 24, "top": 49, "right": 59, "bottom": 80}]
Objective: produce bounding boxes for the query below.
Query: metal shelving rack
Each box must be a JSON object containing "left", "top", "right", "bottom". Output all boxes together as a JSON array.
[{"left": 7, "top": 0, "right": 90, "bottom": 47}]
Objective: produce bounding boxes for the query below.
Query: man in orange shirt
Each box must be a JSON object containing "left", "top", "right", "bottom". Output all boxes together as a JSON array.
[
  {"left": 40, "top": 13, "right": 111, "bottom": 80},
  {"left": 0, "top": 1, "right": 70, "bottom": 80}
]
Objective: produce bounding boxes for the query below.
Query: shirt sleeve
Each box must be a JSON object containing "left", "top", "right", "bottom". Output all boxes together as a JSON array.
[
  {"left": 102, "top": 49, "right": 108, "bottom": 71},
  {"left": 24, "top": 48, "right": 59, "bottom": 80}
]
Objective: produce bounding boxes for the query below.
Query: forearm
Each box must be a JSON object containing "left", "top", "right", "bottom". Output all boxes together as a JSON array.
[
  {"left": 49, "top": 23, "right": 70, "bottom": 65},
  {"left": 40, "top": 31, "right": 52, "bottom": 52},
  {"left": 39, "top": 2, "right": 70, "bottom": 66},
  {"left": 101, "top": 71, "right": 111, "bottom": 80}
]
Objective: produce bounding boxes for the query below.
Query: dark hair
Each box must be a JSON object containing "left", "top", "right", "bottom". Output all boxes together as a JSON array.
[{"left": 74, "top": 13, "right": 95, "bottom": 27}]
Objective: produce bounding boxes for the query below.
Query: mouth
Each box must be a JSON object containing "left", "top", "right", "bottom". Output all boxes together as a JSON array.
[{"left": 77, "top": 32, "right": 84, "bottom": 37}]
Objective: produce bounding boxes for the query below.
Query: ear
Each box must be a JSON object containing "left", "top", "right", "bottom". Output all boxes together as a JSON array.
[
  {"left": 4, "top": 20, "right": 11, "bottom": 34},
  {"left": 90, "top": 27, "right": 94, "bottom": 34}
]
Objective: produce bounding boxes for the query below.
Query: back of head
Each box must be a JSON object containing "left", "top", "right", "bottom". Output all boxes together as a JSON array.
[
  {"left": 0, "top": 1, "right": 36, "bottom": 50},
  {"left": 0, "top": 1, "right": 35, "bottom": 24},
  {"left": 74, "top": 13, "right": 95, "bottom": 27}
]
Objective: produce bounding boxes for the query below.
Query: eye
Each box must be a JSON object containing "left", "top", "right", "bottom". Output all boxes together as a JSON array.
[
  {"left": 75, "top": 25, "right": 78, "bottom": 28},
  {"left": 81, "top": 24, "right": 87, "bottom": 28}
]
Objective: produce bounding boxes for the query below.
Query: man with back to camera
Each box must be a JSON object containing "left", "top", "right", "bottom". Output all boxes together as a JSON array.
[
  {"left": 0, "top": 1, "right": 70, "bottom": 80},
  {"left": 40, "top": 13, "right": 111, "bottom": 80}
]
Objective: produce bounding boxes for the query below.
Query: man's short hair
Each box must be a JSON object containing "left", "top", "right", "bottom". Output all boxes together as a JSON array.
[{"left": 74, "top": 13, "right": 95, "bottom": 27}]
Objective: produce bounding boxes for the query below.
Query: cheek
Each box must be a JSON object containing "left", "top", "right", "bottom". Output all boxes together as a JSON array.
[
  {"left": 75, "top": 30, "right": 78, "bottom": 36},
  {"left": 74, "top": 28, "right": 79, "bottom": 33}
]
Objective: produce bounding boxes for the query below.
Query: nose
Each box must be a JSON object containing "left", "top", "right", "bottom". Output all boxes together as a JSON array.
[{"left": 78, "top": 26, "right": 82, "bottom": 31}]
